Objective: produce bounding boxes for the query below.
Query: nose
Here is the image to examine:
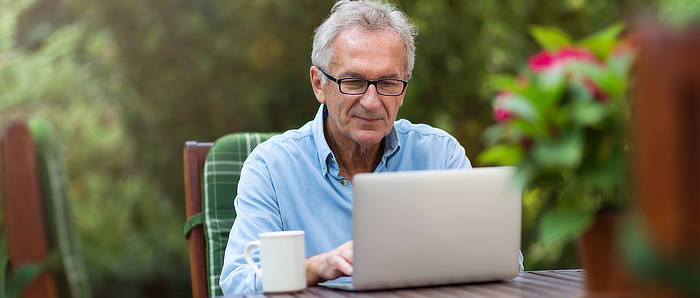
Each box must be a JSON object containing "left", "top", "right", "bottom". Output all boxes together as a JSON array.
[{"left": 359, "top": 84, "right": 382, "bottom": 111}]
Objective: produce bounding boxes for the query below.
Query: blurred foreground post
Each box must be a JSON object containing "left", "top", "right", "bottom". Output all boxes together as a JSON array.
[
  {"left": 632, "top": 21, "right": 700, "bottom": 297},
  {"left": 1, "top": 121, "right": 59, "bottom": 298}
]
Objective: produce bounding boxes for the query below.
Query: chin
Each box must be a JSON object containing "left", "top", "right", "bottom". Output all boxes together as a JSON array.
[{"left": 351, "top": 131, "right": 385, "bottom": 147}]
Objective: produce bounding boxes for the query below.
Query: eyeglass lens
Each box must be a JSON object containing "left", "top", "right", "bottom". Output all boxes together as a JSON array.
[{"left": 340, "top": 78, "right": 405, "bottom": 95}]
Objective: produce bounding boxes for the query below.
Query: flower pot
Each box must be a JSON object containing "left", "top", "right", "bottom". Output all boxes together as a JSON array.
[{"left": 577, "top": 211, "right": 633, "bottom": 295}]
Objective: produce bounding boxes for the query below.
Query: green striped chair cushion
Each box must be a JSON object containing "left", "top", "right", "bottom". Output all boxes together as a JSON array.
[
  {"left": 203, "top": 132, "right": 278, "bottom": 297},
  {"left": 29, "top": 117, "right": 91, "bottom": 298}
]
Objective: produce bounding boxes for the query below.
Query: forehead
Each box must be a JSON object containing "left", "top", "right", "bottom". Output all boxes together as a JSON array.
[{"left": 329, "top": 27, "right": 406, "bottom": 77}]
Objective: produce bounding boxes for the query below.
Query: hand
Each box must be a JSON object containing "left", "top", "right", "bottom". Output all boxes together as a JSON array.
[{"left": 305, "top": 240, "right": 353, "bottom": 285}]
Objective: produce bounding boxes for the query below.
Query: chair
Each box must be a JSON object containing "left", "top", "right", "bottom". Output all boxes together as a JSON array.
[
  {"left": 0, "top": 118, "right": 91, "bottom": 298},
  {"left": 183, "top": 132, "right": 278, "bottom": 298}
]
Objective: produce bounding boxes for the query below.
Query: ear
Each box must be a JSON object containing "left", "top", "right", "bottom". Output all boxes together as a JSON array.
[
  {"left": 397, "top": 71, "right": 411, "bottom": 107},
  {"left": 310, "top": 66, "right": 326, "bottom": 104}
]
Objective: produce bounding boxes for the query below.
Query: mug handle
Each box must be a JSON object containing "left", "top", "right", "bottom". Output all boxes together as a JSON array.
[{"left": 244, "top": 240, "right": 263, "bottom": 277}]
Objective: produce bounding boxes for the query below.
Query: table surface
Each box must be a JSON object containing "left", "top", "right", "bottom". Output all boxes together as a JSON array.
[{"left": 224, "top": 269, "right": 585, "bottom": 297}]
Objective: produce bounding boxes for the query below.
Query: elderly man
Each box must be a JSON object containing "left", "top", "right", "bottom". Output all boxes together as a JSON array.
[{"left": 220, "top": 0, "right": 476, "bottom": 294}]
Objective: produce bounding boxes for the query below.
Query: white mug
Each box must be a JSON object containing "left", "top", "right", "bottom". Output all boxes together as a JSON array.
[{"left": 244, "top": 230, "right": 306, "bottom": 293}]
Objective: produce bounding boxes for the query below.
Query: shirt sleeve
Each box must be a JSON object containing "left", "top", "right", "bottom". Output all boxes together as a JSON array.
[
  {"left": 445, "top": 137, "right": 472, "bottom": 169},
  {"left": 219, "top": 151, "right": 283, "bottom": 295}
]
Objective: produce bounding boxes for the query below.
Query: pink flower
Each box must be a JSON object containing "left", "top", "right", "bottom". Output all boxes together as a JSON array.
[
  {"left": 556, "top": 47, "right": 596, "bottom": 62},
  {"left": 493, "top": 90, "right": 513, "bottom": 123},
  {"left": 528, "top": 47, "right": 597, "bottom": 73},
  {"left": 528, "top": 51, "right": 556, "bottom": 73},
  {"left": 493, "top": 91, "right": 514, "bottom": 122},
  {"left": 493, "top": 108, "right": 512, "bottom": 123}
]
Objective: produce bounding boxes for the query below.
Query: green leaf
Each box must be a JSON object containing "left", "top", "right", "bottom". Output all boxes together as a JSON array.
[
  {"left": 532, "top": 131, "right": 584, "bottom": 168},
  {"left": 539, "top": 209, "right": 593, "bottom": 246},
  {"left": 567, "top": 60, "right": 605, "bottom": 82},
  {"left": 607, "top": 52, "right": 635, "bottom": 79},
  {"left": 477, "top": 144, "right": 524, "bottom": 166},
  {"left": 1, "top": 237, "right": 8, "bottom": 298},
  {"left": 530, "top": 25, "right": 574, "bottom": 50},
  {"left": 599, "top": 72, "right": 625, "bottom": 98},
  {"left": 6, "top": 263, "right": 43, "bottom": 298},
  {"left": 510, "top": 119, "right": 540, "bottom": 138},
  {"left": 578, "top": 23, "right": 625, "bottom": 59},
  {"left": 482, "top": 124, "right": 505, "bottom": 145},
  {"left": 501, "top": 96, "right": 540, "bottom": 122},
  {"left": 536, "top": 67, "right": 567, "bottom": 107},
  {"left": 488, "top": 74, "right": 517, "bottom": 91},
  {"left": 571, "top": 100, "right": 607, "bottom": 126}
]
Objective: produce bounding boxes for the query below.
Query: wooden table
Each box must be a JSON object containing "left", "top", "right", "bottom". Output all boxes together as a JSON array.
[{"left": 224, "top": 269, "right": 585, "bottom": 297}]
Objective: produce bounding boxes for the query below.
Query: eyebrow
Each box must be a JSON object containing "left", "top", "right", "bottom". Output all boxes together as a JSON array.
[{"left": 341, "top": 72, "right": 400, "bottom": 80}]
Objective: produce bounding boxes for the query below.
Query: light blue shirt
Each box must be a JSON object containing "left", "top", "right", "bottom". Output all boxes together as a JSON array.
[{"left": 220, "top": 105, "right": 518, "bottom": 295}]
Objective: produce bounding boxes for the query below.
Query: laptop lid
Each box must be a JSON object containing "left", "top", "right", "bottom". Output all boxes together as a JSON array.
[{"left": 351, "top": 167, "right": 521, "bottom": 290}]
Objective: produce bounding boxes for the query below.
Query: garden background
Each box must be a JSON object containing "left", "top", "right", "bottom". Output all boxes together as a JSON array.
[{"left": 0, "top": 0, "right": 693, "bottom": 296}]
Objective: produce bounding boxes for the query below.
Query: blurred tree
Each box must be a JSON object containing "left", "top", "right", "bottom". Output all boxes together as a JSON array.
[{"left": 65, "top": 0, "right": 334, "bottom": 208}]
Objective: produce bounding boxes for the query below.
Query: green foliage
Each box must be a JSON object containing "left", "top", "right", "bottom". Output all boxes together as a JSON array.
[
  {"left": 659, "top": 0, "right": 700, "bottom": 27},
  {"left": 539, "top": 209, "right": 593, "bottom": 247},
  {"left": 5, "top": 263, "right": 43, "bottom": 298},
  {"left": 530, "top": 26, "right": 574, "bottom": 51},
  {"left": 479, "top": 23, "right": 635, "bottom": 262},
  {"left": 578, "top": 23, "right": 625, "bottom": 59}
]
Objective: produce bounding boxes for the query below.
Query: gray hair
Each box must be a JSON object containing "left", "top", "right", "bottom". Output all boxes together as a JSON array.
[{"left": 312, "top": 0, "right": 417, "bottom": 80}]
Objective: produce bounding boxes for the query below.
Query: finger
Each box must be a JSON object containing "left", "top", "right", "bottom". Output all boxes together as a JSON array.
[
  {"left": 330, "top": 255, "right": 354, "bottom": 276},
  {"left": 338, "top": 241, "right": 354, "bottom": 263}
]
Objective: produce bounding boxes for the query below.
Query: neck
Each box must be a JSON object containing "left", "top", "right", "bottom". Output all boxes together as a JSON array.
[{"left": 324, "top": 117, "right": 384, "bottom": 179}]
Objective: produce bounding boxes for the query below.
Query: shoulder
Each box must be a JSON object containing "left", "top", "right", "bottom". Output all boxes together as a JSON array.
[
  {"left": 394, "top": 119, "right": 458, "bottom": 143},
  {"left": 245, "top": 121, "right": 315, "bottom": 163}
]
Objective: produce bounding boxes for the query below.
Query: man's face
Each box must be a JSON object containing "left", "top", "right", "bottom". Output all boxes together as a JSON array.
[{"left": 312, "top": 27, "right": 408, "bottom": 148}]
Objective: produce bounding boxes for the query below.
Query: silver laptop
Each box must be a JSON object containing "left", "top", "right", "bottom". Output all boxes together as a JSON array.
[{"left": 320, "top": 166, "right": 522, "bottom": 291}]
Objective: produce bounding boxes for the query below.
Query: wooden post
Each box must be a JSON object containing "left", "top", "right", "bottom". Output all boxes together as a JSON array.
[
  {"left": 1, "top": 121, "right": 59, "bottom": 298},
  {"left": 632, "top": 21, "right": 700, "bottom": 295},
  {"left": 183, "top": 141, "right": 213, "bottom": 298}
]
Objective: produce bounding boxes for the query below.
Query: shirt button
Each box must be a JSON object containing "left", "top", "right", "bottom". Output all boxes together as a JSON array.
[{"left": 341, "top": 179, "right": 348, "bottom": 186}]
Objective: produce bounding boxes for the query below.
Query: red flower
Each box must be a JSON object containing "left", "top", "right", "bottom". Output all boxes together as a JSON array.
[
  {"left": 493, "top": 108, "right": 512, "bottom": 123},
  {"left": 528, "top": 47, "right": 597, "bottom": 73},
  {"left": 556, "top": 47, "right": 596, "bottom": 62},
  {"left": 528, "top": 51, "right": 556, "bottom": 73},
  {"left": 492, "top": 91, "right": 514, "bottom": 122}
]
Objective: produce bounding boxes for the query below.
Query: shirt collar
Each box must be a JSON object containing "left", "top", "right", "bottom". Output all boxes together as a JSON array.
[
  {"left": 383, "top": 125, "right": 401, "bottom": 160},
  {"left": 312, "top": 104, "right": 401, "bottom": 175},
  {"left": 313, "top": 105, "right": 333, "bottom": 175}
]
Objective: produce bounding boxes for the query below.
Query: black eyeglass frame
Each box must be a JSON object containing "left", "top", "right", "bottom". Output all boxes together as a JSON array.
[{"left": 318, "top": 68, "right": 410, "bottom": 96}]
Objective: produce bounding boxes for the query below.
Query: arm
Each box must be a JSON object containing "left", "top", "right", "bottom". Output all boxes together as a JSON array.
[
  {"left": 219, "top": 151, "right": 355, "bottom": 293},
  {"left": 219, "top": 154, "right": 282, "bottom": 295},
  {"left": 446, "top": 137, "right": 472, "bottom": 170}
]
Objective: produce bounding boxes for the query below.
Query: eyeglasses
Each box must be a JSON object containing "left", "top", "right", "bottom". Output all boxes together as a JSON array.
[{"left": 319, "top": 68, "right": 409, "bottom": 96}]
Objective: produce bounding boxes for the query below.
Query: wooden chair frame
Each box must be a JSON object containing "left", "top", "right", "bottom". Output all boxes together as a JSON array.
[
  {"left": 0, "top": 121, "right": 59, "bottom": 298},
  {"left": 183, "top": 141, "right": 213, "bottom": 298}
]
